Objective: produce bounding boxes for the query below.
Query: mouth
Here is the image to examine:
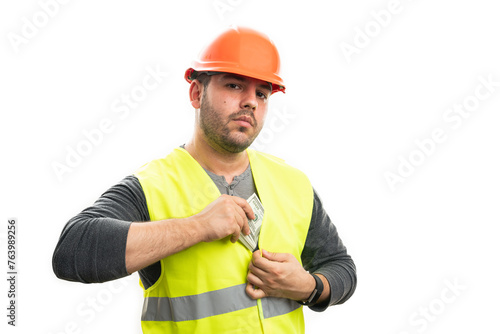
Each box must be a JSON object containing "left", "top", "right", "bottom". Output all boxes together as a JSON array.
[{"left": 232, "top": 115, "right": 254, "bottom": 128}]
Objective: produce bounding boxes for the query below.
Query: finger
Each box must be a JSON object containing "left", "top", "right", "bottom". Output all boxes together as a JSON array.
[
  {"left": 245, "top": 282, "right": 266, "bottom": 300},
  {"left": 248, "top": 260, "right": 267, "bottom": 278},
  {"left": 230, "top": 224, "right": 240, "bottom": 243},
  {"left": 252, "top": 249, "right": 263, "bottom": 256},
  {"left": 251, "top": 251, "right": 273, "bottom": 273},
  {"left": 231, "top": 203, "right": 250, "bottom": 236},
  {"left": 235, "top": 204, "right": 251, "bottom": 240},
  {"left": 231, "top": 196, "right": 255, "bottom": 220},
  {"left": 247, "top": 270, "right": 264, "bottom": 287},
  {"left": 261, "top": 249, "right": 289, "bottom": 263},
  {"left": 230, "top": 212, "right": 242, "bottom": 243},
  {"left": 241, "top": 219, "right": 250, "bottom": 236}
]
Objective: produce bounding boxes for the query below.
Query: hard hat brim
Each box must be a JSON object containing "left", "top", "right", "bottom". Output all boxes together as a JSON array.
[{"left": 185, "top": 67, "right": 285, "bottom": 94}]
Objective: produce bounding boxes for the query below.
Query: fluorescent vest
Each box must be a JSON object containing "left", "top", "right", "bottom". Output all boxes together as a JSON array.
[{"left": 134, "top": 147, "right": 314, "bottom": 333}]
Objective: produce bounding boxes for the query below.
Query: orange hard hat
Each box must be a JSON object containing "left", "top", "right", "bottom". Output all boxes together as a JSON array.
[{"left": 185, "top": 26, "right": 285, "bottom": 94}]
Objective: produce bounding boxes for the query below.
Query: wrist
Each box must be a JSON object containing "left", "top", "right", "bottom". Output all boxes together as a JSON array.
[
  {"left": 184, "top": 215, "right": 205, "bottom": 244},
  {"left": 300, "top": 273, "right": 316, "bottom": 301},
  {"left": 298, "top": 273, "right": 324, "bottom": 306}
]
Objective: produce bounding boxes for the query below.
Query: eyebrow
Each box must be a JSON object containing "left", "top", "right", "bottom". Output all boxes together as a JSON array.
[{"left": 221, "top": 73, "right": 272, "bottom": 92}]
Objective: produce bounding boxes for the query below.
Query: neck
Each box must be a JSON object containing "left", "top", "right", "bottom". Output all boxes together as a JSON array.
[{"left": 185, "top": 136, "right": 249, "bottom": 184}]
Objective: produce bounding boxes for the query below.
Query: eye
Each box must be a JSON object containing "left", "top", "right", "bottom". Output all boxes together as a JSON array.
[
  {"left": 257, "top": 91, "right": 269, "bottom": 100},
  {"left": 227, "top": 83, "right": 241, "bottom": 90}
]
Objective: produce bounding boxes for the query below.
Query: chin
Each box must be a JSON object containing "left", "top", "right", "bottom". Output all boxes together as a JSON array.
[{"left": 221, "top": 139, "right": 254, "bottom": 153}]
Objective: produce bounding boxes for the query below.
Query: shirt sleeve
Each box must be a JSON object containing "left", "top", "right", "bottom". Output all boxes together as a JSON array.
[
  {"left": 52, "top": 175, "right": 150, "bottom": 283},
  {"left": 301, "top": 188, "right": 357, "bottom": 312}
]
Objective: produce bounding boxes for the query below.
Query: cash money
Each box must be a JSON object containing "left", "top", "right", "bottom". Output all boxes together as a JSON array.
[{"left": 239, "top": 193, "right": 264, "bottom": 251}]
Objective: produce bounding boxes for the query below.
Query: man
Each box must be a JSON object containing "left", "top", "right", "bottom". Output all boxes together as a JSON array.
[{"left": 53, "top": 26, "right": 356, "bottom": 333}]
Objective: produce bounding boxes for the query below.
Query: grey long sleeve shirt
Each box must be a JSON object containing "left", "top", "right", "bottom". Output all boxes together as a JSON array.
[{"left": 53, "top": 167, "right": 356, "bottom": 311}]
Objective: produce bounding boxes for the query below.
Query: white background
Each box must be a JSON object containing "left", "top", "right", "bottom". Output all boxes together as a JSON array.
[{"left": 1, "top": 0, "right": 500, "bottom": 333}]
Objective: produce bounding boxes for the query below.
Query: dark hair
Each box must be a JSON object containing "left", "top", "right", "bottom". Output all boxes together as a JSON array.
[{"left": 194, "top": 72, "right": 211, "bottom": 89}]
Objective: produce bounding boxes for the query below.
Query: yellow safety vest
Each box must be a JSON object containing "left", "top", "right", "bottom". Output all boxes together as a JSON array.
[{"left": 134, "top": 147, "right": 314, "bottom": 333}]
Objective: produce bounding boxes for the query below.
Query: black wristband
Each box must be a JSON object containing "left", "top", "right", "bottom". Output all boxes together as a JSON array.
[{"left": 298, "top": 273, "right": 324, "bottom": 306}]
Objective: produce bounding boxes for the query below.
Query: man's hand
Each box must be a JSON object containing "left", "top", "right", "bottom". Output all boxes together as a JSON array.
[
  {"left": 246, "top": 249, "right": 316, "bottom": 301},
  {"left": 194, "top": 194, "right": 254, "bottom": 243}
]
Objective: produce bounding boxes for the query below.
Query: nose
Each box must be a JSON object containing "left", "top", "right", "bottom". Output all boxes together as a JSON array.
[{"left": 240, "top": 86, "right": 258, "bottom": 111}]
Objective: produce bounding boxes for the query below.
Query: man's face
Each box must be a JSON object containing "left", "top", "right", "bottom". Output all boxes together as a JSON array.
[{"left": 198, "top": 73, "right": 271, "bottom": 153}]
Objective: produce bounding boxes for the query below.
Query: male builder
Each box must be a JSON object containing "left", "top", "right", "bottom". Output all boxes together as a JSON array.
[{"left": 53, "top": 26, "right": 357, "bottom": 333}]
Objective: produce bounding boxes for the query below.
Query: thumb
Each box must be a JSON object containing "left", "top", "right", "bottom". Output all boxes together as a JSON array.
[{"left": 261, "top": 249, "right": 288, "bottom": 262}]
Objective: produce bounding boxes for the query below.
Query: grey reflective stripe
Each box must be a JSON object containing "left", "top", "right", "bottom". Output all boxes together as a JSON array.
[
  {"left": 262, "top": 297, "right": 301, "bottom": 319},
  {"left": 142, "top": 284, "right": 301, "bottom": 322},
  {"left": 142, "top": 284, "right": 256, "bottom": 322}
]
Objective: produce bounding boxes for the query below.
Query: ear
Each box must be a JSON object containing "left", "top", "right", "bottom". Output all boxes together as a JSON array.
[{"left": 189, "top": 80, "right": 203, "bottom": 109}]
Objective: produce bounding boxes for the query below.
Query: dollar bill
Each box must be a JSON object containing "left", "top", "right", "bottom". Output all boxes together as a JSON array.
[{"left": 239, "top": 193, "right": 264, "bottom": 251}]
